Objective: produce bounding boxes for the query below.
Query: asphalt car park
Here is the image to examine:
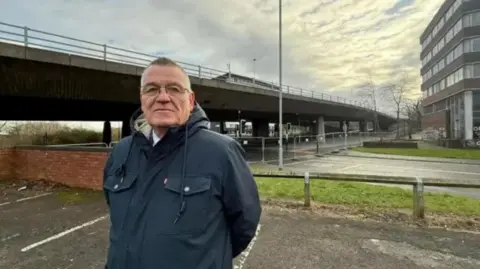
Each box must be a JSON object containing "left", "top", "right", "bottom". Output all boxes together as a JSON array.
[{"left": 1, "top": 180, "right": 479, "bottom": 269}]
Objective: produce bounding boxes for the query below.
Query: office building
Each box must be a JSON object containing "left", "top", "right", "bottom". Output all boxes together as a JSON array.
[{"left": 420, "top": 0, "right": 480, "bottom": 141}]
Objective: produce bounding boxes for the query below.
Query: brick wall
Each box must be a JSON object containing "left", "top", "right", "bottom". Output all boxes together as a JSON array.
[
  {"left": 421, "top": 110, "right": 447, "bottom": 130},
  {"left": 0, "top": 148, "right": 14, "bottom": 180},
  {"left": 0, "top": 146, "right": 111, "bottom": 190}
]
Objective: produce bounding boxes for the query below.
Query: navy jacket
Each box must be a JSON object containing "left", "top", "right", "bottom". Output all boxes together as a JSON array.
[{"left": 103, "top": 104, "right": 262, "bottom": 269}]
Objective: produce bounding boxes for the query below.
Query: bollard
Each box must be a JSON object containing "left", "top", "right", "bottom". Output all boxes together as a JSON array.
[
  {"left": 261, "top": 138, "right": 265, "bottom": 163},
  {"left": 304, "top": 172, "right": 311, "bottom": 207},
  {"left": 293, "top": 136, "right": 297, "bottom": 160},
  {"left": 413, "top": 177, "right": 425, "bottom": 220}
]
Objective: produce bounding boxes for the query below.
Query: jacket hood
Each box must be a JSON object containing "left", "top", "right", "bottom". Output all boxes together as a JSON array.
[
  {"left": 122, "top": 102, "right": 210, "bottom": 227},
  {"left": 129, "top": 102, "right": 210, "bottom": 138}
]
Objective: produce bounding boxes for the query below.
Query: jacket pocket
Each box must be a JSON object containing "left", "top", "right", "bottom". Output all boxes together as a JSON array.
[
  {"left": 103, "top": 169, "right": 138, "bottom": 235},
  {"left": 155, "top": 175, "right": 213, "bottom": 235}
]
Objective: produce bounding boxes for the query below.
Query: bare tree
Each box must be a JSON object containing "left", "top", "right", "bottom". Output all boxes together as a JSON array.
[
  {"left": 354, "top": 73, "right": 387, "bottom": 132},
  {"left": 403, "top": 98, "right": 423, "bottom": 137},
  {"left": 0, "top": 121, "right": 6, "bottom": 132},
  {"left": 384, "top": 71, "right": 409, "bottom": 138}
]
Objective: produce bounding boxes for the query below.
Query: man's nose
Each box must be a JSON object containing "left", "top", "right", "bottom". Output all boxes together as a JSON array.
[{"left": 154, "top": 89, "right": 171, "bottom": 102}]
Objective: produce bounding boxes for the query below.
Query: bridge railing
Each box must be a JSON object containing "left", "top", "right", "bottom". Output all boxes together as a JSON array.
[{"left": 0, "top": 21, "right": 392, "bottom": 114}]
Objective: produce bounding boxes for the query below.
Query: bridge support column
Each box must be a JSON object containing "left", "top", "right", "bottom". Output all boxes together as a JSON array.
[
  {"left": 121, "top": 119, "right": 131, "bottom": 138},
  {"left": 252, "top": 120, "right": 270, "bottom": 137},
  {"left": 359, "top": 120, "right": 367, "bottom": 132},
  {"left": 219, "top": 121, "right": 226, "bottom": 134},
  {"left": 273, "top": 123, "right": 279, "bottom": 137},
  {"left": 103, "top": 121, "right": 112, "bottom": 146},
  {"left": 316, "top": 116, "right": 325, "bottom": 137}
]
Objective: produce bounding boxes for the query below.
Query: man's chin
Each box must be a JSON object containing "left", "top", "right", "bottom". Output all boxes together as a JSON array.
[{"left": 149, "top": 120, "right": 178, "bottom": 128}]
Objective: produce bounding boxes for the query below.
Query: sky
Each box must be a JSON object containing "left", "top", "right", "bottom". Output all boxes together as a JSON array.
[{"left": 0, "top": 0, "right": 443, "bottom": 130}]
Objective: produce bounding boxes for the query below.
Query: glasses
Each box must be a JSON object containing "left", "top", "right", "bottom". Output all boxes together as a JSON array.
[{"left": 141, "top": 83, "right": 189, "bottom": 97}]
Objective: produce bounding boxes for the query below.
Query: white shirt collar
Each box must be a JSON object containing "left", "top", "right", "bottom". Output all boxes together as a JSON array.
[{"left": 152, "top": 130, "right": 162, "bottom": 146}]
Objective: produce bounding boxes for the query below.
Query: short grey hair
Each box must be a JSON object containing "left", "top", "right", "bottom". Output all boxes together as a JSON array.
[{"left": 140, "top": 57, "right": 192, "bottom": 91}]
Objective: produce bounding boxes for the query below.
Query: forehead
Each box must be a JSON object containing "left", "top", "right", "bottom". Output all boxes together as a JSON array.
[{"left": 141, "top": 65, "right": 187, "bottom": 86}]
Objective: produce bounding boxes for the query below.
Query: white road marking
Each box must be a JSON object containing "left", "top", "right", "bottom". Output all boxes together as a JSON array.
[
  {"left": 283, "top": 158, "right": 320, "bottom": 166},
  {"left": 1, "top": 233, "right": 20, "bottom": 242},
  {"left": 234, "top": 224, "right": 262, "bottom": 269},
  {"left": 298, "top": 158, "right": 480, "bottom": 176},
  {"left": 0, "top": 192, "right": 53, "bottom": 207},
  {"left": 335, "top": 164, "right": 362, "bottom": 172},
  {"left": 362, "top": 238, "right": 480, "bottom": 267},
  {"left": 20, "top": 215, "right": 108, "bottom": 252}
]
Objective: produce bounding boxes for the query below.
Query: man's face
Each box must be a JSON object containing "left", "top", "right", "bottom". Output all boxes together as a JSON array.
[{"left": 140, "top": 65, "right": 195, "bottom": 128}]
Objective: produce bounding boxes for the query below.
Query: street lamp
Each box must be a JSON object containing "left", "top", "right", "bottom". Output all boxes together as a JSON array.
[
  {"left": 253, "top": 58, "right": 256, "bottom": 83},
  {"left": 227, "top": 63, "right": 231, "bottom": 79},
  {"left": 278, "top": 0, "right": 284, "bottom": 170}
]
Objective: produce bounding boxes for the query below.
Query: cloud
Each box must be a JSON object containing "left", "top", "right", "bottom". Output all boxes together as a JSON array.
[{"left": 1, "top": 0, "right": 444, "bottom": 114}]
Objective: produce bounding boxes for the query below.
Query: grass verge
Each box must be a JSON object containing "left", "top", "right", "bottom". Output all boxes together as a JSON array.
[
  {"left": 351, "top": 147, "right": 480, "bottom": 160},
  {"left": 7, "top": 175, "right": 477, "bottom": 217},
  {"left": 256, "top": 178, "right": 480, "bottom": 216},
  {"left": 55, "top": 188, "right": 104, "bottom": 204}
]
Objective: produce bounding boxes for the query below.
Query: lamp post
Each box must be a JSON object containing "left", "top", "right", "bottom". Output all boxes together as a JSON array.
[
  {"left": 278, "top": 0, "right": 284, "bottom": 170},
  {"left": 227, "top": 63, "right": 231, "bottom": 80},
  {"left": 253, "top": 58, "right": 256, "bottom": 83}
]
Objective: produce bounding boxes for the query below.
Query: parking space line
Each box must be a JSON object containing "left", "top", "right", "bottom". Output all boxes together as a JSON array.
[
  {"left": 338, "top": 162, "right": 480, "bottom": 176},
  {"left": 0, "top": 192, "right": 53, "bottom": 207},
  {"left": 335, "top": 164, "right": 362, "bottom": 172},
  {"left": 1, "top": 233, "right": 20, "bottom": 242},
  {"left": 293, "top": 158, "right": 480, "bottom": 176},
  {"left": 21, "top": 214, "right": 108, "bottom": 252},
  {"left": 234, "top": 224, "right": 262, "bottom": 269}
]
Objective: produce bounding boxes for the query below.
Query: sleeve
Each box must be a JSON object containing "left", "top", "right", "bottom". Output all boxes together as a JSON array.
[
  {"left": 103, "top": 151, "right": 115, "bottom": 206},
  {"left": 222, "top": 140, "right": 262, "bottom": 258}
]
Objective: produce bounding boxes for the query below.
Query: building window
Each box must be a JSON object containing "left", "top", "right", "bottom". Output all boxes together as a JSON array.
[
  {"left": 473, "top": 91, "right": 480, "bottom": 111},
  {"left": 475, "top": 64, "right": 480, "bottom": 78},
  {"left": 465, "top": 65, "right": 473, "bottom": 78},
  {"left": 473, "top": 12, "right": 480, "bottom": 26},
  {"left": 473, "top": 38, "right": 480, "bottom": 51},
  {"left": 439, "top": 79, "right": 445, "bottom": 90},
  {"left": 424, "top": 105, "right": 433, "bottom": 114},
  {"left": 473, "top": 91, "right": 480, "bottom": 139},
  {"left": 435, "top": 99, "right": 447, "bottom": 111},
  {"left": 422, "top": 10, "right": 480, "bottom": 69}
]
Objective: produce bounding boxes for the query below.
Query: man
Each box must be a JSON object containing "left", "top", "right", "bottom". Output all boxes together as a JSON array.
[{"left": 103, "top": 57, "right": 262, "bottom": 269}]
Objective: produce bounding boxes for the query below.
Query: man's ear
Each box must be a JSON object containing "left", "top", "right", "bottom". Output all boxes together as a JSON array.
[{"left": 189, "top": 92, "right": 196, "bottom": 111}]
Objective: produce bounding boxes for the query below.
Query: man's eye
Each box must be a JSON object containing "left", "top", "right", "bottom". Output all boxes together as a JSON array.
[
  {"left": 166, "top": 85, "right": 182, "bottom": 92},
  {"left": 143, "top": 86, "right": 157, "bottom": 93}
]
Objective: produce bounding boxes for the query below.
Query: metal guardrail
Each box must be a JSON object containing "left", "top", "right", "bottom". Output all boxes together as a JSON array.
[
  {"left": 253, "top": 171, "right": 480, "bottom": 219},
  {"left": 45, "top": 142, "right": 109, "bottom": 147},
  {"left": 41, "top": 131, "right": 391, "bottom": 162},
  {"left": 0, "top": 21, "right": 396, "bottom": 117}
]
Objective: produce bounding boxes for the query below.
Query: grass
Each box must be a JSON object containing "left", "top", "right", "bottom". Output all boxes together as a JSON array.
[
  {"left": 352, "top": 147, "right": 480, "bottom": 160},
  {"left": 47, "top": 175, "right": 480, "bottom": 216},
  {"left": 55, "top": 188, "right": 104, "bottom": 204},
  {"left": 256, "top": 178, "right": 480, "bottom": 216}
]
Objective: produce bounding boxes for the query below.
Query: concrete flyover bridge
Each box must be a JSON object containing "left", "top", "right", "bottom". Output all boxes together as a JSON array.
[{"left": 0, "top": 21, "right": 396, "bottom": 139}]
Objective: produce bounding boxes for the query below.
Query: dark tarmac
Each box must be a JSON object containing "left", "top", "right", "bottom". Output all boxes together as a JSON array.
[{"left": 1, "top": 181, "right": 479, "bottom": 269}]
